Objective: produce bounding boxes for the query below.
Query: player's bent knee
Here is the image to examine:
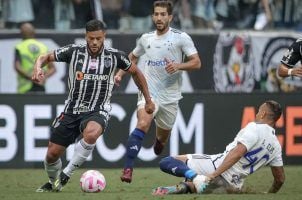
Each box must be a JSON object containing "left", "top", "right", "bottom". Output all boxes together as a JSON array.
[
  {"left": 159, "top": 156, "right": 174, "bottom": 171},
  {"left": 46, "top": 151, "right": 61, "bottom": 163}
]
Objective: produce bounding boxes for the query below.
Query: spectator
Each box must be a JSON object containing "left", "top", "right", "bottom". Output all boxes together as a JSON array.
[
  {"left": 14, "top": 23, "right": 56, "bottom": 93},
  {"left": 72, "top": 0, "right": 92, "bottom": 29},
  {"left": 190, "top": 0, "right": 216, "bottom": 29},
  {"left": 236, "top": 0, "right": 272, "bottom": 30},
  {"left": 0, "top": 0, "right": 4, "bottom": 28},
  {"left": 53, "top": 0, "right": 75, "bottom": 31},
  {"left": 32, "top": 0, "right": 54, "bottom": 29},
  {"left": 215, "top": 0, "right": 240, "bottom": 29},
  {"left": 172, "top": 0, "right": 193, "bottom": 30},
  {"left": 101, "top": 0, "right": 123, "bottom": 29},
  {"left": 2, "top": 0, "right": 34, "bottom": 29},
  {"left": 271, "top": 0, "right": 302, "bottom": 30},
  {"left": 119, "top": 0, "right": 154, "bottom": 32}
]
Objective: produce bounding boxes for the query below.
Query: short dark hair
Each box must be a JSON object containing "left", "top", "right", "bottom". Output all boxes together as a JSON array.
[
  {"left": 153, "top": 0, "right": 173, "bottom": 15},
  {"left": 86, "top": 19, "right": 106, "bottom": 32},
  {"left": 265, "top": 100, "right": 282, "bottom": 121}
]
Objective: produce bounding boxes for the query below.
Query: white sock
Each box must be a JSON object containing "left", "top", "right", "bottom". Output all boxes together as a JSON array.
[
  {"left": 44, "top": 159, "right": 62, "bottom": 184},
  {"left": 63, "top": 139, "right": 95, "bottom": 177}
]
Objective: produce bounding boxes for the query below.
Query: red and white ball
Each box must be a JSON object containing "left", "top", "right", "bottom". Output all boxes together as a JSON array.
[{"left": 80, "top": 170, "right": 106, "bottom": 193}]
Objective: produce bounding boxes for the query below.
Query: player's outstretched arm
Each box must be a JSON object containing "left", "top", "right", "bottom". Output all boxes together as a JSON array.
[
  {"left": 268, "top": 166, "right": 285, "bottom": 193},
  {"left": 207, "top": 143, "right": 247, "bottom": 180},
  {"left": 127, "top": 64, "right": 155, "bottom": 114},
  {"left": 32, "top": 52, "right": 56, "bottom": 83},
  {"left": 278, "top": 63, "right": 302, "bottom": 78}
]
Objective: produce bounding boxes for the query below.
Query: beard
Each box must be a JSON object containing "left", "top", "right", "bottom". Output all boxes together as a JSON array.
[
  {"left": 155, "top": 21, "right": 168, "bottom": 32},
  {"left": 87, "top": 43, "right": 102, "bottom": 55}
]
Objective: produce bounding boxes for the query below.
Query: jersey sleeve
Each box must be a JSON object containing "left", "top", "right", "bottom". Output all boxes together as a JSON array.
[
  {"left": 180, "top": 32, "right": 198, "bottom": 57},
  {"left": 236, "top": 124, "right": 258, "bottom": 151},
  {"left": 54, "top": 44, "right": 76, "bottom": 63},
  {"left": 281, "top": 38, "right": 302, "bottom": 68},
  {"left": 132, "top": 35, "right": 146, "bottom": 57},
  {"left": 116, "top": 51, "right": 132, "bottom": 71},
  {"left": 269, "top": 151, "right": 283, "bottom": 167}
]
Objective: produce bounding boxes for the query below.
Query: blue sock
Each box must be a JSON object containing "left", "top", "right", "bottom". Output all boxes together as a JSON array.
[
  {"left": 159, "top": 156, "right": 197, "bottom": 180},
  {"left": 124, "top": 128, "right": 145, "bottom": 169}
]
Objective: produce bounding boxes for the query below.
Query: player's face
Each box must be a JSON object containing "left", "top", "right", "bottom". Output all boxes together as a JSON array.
[
  {"left": 86, "top": 30, "right": 106, "bottom": 55},
  {"left": 152, "top": 6, "right": 172, "bottom": 33}
]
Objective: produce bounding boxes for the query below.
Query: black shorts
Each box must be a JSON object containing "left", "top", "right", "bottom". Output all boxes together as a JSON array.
[{"left": 50, "top": 110, "right": 110, "bottom": 147}]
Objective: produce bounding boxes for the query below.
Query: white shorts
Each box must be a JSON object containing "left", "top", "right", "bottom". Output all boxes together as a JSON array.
[
  {"left": 137, "top": 92, "right": 178, "bottom": 130},
  {"left": 186, "top": 154, "right": 236, "bottom": 193}
]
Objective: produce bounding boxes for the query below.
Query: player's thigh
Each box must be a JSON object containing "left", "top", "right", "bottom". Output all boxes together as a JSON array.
[
  {"left": 50, "top": 113, "right": 81, "bottom": 148},
  {"left": 186, "top": 154, "right": 216, "bottom": 175},
  {"left": 137, "top": 93, "right": 157, "bottom": 130},
  {"left": 80, "top": 110, "right": 110, "bottom": 136},
  {"left": 155, "top": 102, "right": 178, "bottom": 130},
  {"left": 174, "top": 155, "right": 188, "bottom": 163}
]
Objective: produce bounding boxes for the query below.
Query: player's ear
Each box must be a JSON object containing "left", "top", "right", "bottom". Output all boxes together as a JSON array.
[
  {"left": 261, "top": 110, "right": 267, "bottom": 119},
  {"left": 169, "top": 15, "right": 173, "bottom": 23}
]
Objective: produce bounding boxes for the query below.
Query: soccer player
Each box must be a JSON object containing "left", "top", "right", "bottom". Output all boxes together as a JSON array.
[
  {"left": 278, "top": 38, "right": 302, "bottom": 78},
  {"left": 114, "top": 0, "right": 201, "bottom": 183},
  {"left": 15, "top": 23, "right": 56, "bottom": 93},
  {"left": 152, "top": 100, "right": 285, "bottom": 195},
  {"left": 33, "top": 19, "right": 155, "bottom": 192}
]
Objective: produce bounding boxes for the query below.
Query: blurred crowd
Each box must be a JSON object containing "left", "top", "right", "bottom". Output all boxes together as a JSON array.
[{"left": 0, "top": 0, "right": 302, "bottom": 32}]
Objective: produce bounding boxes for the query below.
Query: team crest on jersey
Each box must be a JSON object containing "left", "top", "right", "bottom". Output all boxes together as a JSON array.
[
  {"left": 89, "top": 58, "right": 98, "bottom": 70},
  {"left": 104, "top": 57, "right": 112, "bottom": 68},
  {"left": 213, "top": 33, "right": 255, "bottom": 92}
]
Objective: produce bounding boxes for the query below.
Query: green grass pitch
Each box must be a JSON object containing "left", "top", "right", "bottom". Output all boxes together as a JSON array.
[{"left": 1, "top": 166, "right": 302, "bottom": 200}]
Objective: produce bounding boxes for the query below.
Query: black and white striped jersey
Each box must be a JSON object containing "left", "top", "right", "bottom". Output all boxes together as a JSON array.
[
  {"left": 281, "top": 38, "right": 302, "bottom": 68},
  {"left": 54, "top": 44, "right": 131, "bottom": 114}
]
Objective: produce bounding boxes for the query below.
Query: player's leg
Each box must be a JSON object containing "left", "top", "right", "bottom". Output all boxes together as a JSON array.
[
  {"left": 153, "top": 102, "right": 178, "bottom": 155},
  {"left": 152, "top": 155, "right": 195, "bottom": 195},
  {"left": 36, "top": 142, "right": 66, "bottom": 192},
  {"left": 37, "top": 113, "right": 74, "bottom": 192},
  {"left": 153, "top": 126, "right": 171, "bottom": 155},
  {"left": 157, "top": 154, "right": 216, "bottom": 194},
  {"left": 121, "top": 106, "right": 153, "bottom": 183},
  {"left": 62, "top": 111, "right": 108, "bottom": 184},
  {"left": 159, "top": 155, "right": 198, "bottom": 179}
]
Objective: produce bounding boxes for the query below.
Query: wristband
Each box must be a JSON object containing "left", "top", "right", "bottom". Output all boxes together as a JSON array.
[{"left": 288, "top": 69, "right": 293, "bottom": 76}]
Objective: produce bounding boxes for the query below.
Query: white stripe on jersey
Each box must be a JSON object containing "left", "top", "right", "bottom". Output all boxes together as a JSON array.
[
  {"left": 74, "top": 50, "right": 89, "bottom": 113},
  {"left": 91, "top": 53, "right": 105, "bottom": 110},
  {"left": 65, "top": 50, "right": 77, "bottom": 113}
]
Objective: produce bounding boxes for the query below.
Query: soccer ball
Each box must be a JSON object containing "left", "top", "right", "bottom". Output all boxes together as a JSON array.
[{"left": 80, "top": 170, "right": 106, "bottom": 193}]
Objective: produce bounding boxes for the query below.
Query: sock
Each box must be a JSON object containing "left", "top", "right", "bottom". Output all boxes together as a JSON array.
[
  {"left": 124, "top": 128, "right": 145, "bottom": 169},
  {"left": 44, "top": 159, "right": 62, "bottom": 184},
  {"left": 63, "top": 138, "right": 96, "bottom": 177},
  {"left": 159, "top": 156, "right": 197, "bottom": 180}
]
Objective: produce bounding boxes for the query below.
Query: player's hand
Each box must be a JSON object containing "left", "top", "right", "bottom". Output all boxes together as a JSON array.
[
  {"left": 145, "top": 100, "right": 155, "bottom": 114},
  {"left": 114, "top": 75, "right": 122, "bottom": 86},
  {"left": 292, "top": 66, "right": 302, "bottom": 77},
  {"left": 32, "top": 67, "right": 45, "bottom": 83},
  {"left": 205, "top": 174, "right": 215, "bottom": 182},
  {"left": 164, "top": 58, "right": 179, "bottom": 74}
]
